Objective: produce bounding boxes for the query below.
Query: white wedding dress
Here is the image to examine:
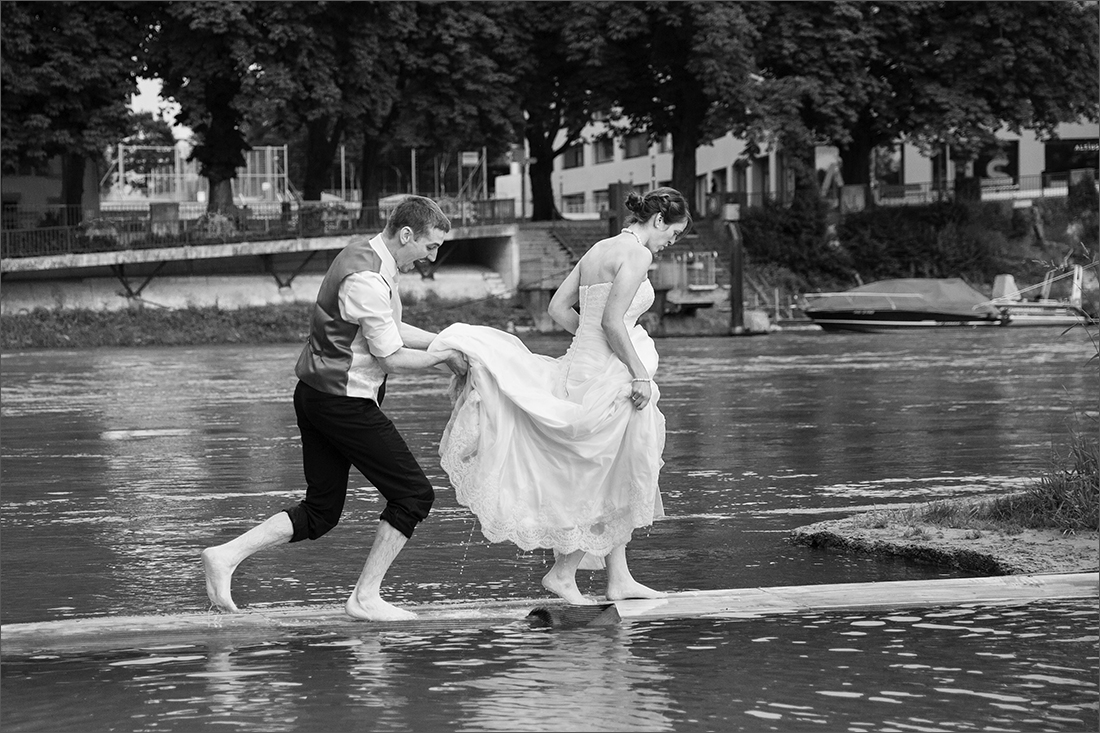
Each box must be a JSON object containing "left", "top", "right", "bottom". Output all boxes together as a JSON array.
[{"left": 429, "top": 279, "right": 666, "bottom": 560}]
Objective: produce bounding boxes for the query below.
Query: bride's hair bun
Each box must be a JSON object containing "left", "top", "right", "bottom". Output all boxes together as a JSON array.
[{"left": 622, "top": 187, "right": 692, "bottom": 230}]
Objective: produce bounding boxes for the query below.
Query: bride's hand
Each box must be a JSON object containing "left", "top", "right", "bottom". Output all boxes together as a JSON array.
[{"left": 629, "top": 378, "right": 652, "bottom": 410}]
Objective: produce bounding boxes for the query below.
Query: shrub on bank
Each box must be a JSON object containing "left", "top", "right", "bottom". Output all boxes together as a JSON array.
[
  {"left": 739, "top": 192, "right": 1095, "bottom": 293},
  {"left": 738, "top": 196, "right": 854, "bottom": 284},
  {"left": 0, "top": 295, "right": 534, "bottom": 351},
  {"left": 897, "top": 415, "right": 1099, "bottom": 534},
  {"left": 0, "top": 304, "right": 313, "bottom": 349},
  {"left": 836, "top": 201, "right": 1034, "bottom": 284}
]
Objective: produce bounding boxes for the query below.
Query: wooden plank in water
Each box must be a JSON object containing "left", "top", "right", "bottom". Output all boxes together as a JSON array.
[
  {"left": 611, "top": 572, "right": 1098, "bottom": 621},
  {"left": 2, "top": 572, "right": 1094, "bottom": 656}
]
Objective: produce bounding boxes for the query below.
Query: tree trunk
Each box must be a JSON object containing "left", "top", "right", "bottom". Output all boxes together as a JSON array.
[
  {"left": 206, "top": 178, "right": 235, "bottom": 215},
  {"left": 526, "top": 126, "right": 561, "bottom": 221},
  {"left": 357, "top": 136, "right": 384, "bottom": 229},
  {"left": 670, "top": 81, "right": 706, "bottom": 217},
  {"left": 303, "top": 117, "right": 344, "bottom": 202},
  {"left": 839, "top": 118, "right": 875, "bottom": 186},
  {"left": 60, "top": 153, "right": 86, "bottom": 225},
  {"left": 192, "top": 76, "right": 247, "bottom": 218},
  {"left": 670, "top": 130, "right": 700, "bottom": 217}
]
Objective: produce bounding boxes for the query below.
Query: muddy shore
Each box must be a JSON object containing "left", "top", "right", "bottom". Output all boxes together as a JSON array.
[{"left": 790, "top": 510, "right": 1099, "bottom": 576}]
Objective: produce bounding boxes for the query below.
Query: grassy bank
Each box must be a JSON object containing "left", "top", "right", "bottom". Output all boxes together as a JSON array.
[
  {"left": 789, "top": 421, "right": 1098, "bottom": 575},
  {"left": 915, "top": 419, "right": 1098, "bottom": 534},
  {"left": 0, "top": 294, "right": 535, "bottom": 351},
  {"left": 848, "top": 417, "right": 1099, "bottom": 537}
]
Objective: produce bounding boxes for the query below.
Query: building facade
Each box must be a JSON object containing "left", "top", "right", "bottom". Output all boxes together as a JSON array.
[{"left": 494, "top": 121, "right": 1100, "bottom": 218}]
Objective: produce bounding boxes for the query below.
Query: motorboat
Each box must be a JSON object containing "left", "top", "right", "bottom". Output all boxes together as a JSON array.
[
  {"left": 801, "top": 265, "right": 1096, "bottom": 332},
  {"left": 800, "top": 278, "right": 1003, "bottom": 331}
]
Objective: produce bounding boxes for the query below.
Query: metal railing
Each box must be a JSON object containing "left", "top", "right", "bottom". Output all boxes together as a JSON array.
[
  {"left": 1, "top": 198, "right": 519, "bottom": 259},
  {"left": 652, "top": 250, "right": 719, "bottom": 291},
  {"left": 875, "top": 170, "right": 1096, "bottom": 205}
]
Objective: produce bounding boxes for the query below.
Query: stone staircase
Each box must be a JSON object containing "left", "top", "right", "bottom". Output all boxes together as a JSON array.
[
  {"left": 515, "top": 223, "right": 575, "bottom": 290},
  {"left": 547, "top": 220, "right": 612, "bottom": 260},
  {"left": 481, "top": 269, "right": 511, "bottom": 298}
]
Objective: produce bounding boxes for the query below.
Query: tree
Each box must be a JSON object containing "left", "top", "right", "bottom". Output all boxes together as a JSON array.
[
  {"left": 145, "top": 1, "right": 264, "bottom": 215},
  {"left": 116, "top": 111, "right": 177, "bottom": 198},
  {"left": 491, "top": 2, "right": 613, "bottom": 221},
  {"left": 580, "top": 1, "right": 759, "bottom": 215},
  {"left": 124, "top": 111, "right": 177, "bottom": 147},
  {"left": 747, "top": 2, "right": 884, "bottom": 199},
  {"left": 1, "top": 1, "right": 154, "bottom": 222},
  {"left": 339, "top": 1, "right": 520, "bottom": 224},
  {"left": 753, "top": 1, "right": 1100, "bottom": 188},
  {"left": 894, "top": 1, "right": 1100, "bottom": 175},
  {"left": 242, "top": 1, "right": 359, "bottom": 202}
]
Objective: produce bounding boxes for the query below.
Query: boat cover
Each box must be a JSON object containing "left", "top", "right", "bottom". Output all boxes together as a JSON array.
[{"left": 804, "top": 278, "right": 1000, "bottom": 317}]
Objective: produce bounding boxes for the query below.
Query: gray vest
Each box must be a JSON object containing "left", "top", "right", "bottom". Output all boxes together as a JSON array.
[{"left": 295, "top": 240, "right": 388, "bottom": 396}]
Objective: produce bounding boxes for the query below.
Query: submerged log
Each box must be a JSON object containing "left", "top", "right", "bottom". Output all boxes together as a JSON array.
[{"left": 526, "top": 603, "right": 621, "bottom": 629}]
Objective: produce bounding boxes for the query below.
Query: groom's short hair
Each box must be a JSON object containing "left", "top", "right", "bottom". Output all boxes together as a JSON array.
[{"left": 385, "top": 196, "right": 451, "bottom": 238}]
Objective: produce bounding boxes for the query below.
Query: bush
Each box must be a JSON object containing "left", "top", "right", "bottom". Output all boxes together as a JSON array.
[
  {"left": 1066, "top": 176, "right": 1099, "bottom": 248},
  {"left": 837, "top": 202, "right": 1011, "bottom": 283},
  {"left": 739, "top": 197, "right": 853, "bottom": 281},
  {"left": 0, "top": 295, "right": 534, "bottom": 351}
]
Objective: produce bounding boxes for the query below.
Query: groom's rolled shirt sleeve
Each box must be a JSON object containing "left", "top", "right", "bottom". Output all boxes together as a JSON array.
[{"left": 340, "top": 272, "right": 403, "bottom": 358}]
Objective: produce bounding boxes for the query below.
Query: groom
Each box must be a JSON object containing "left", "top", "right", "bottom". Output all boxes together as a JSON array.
[{"left": 202, "top": 196, "right": 468, "bottom": 621}]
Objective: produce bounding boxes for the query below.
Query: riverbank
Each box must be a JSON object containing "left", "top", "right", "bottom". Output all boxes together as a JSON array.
[
  {"left": 0, "top": 296, "right": 536, "bottom": 350},
  {"left": 0, "top": 295, "right": 750, "bottom": 350},
  {"left": 790, "top": 500, "right": 1100, "bottom": 575}
]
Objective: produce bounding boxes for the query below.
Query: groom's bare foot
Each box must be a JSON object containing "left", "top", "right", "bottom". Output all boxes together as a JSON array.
[
  {"left": 346, "top": 594, "right": 417, "bottom": 622},
  {"left": 542, "top": 571, "right": 596, "bottom": 605},
  {"left": 202, "top": 547, "right": 241, "bottom": 613},
  {"left": 606, "top": 579, "right": 666, "bottom": 601}
]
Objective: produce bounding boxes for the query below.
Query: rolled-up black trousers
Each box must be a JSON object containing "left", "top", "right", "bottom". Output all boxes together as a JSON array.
[{"left": 284, "top": 380, "right": 434, "bottom": 541}]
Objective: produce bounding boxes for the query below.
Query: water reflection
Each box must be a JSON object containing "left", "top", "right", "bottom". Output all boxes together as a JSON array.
[
  {"left": 448, "top": 627, "right": 675, "bottom": 732},
  {"left": 1, "top": 600, "right": 1095, "bottom": 732},
  {"left": 190, "top": 643, "right": 301, "bottom": 732}
]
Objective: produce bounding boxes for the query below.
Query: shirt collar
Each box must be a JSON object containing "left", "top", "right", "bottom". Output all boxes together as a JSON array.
[{"left": 368, "top": 234, "right": 398, "bottom": 281}]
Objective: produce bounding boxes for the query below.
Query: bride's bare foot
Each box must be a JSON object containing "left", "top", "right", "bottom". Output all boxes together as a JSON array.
[
  {"left": 606, "top": 579, "right": 666, "bottom": 601},
  {"left": 345, "top": 594, "right": 417, "bottom": 622},
  {"left": 542, "top": 570, "right": 596, "bottom": 605},
  {"left": 202, "top": 546, "right": 241, "bottom": 613}
]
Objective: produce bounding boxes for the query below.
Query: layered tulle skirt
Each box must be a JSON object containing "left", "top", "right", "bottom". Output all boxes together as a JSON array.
[{"left": 429, "top": 323, "right": 665, "bottom": 558}]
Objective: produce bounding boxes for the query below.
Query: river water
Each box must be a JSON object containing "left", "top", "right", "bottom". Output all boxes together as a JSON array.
[{"left": 1, "top": 327, "right": 1097, "bottom": 731}]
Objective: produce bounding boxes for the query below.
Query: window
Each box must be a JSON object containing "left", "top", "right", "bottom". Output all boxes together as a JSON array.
[
  {"left": 594, "top": 138, "right": 615, "bottom": 164},
  {"left": 2, "top": 196, "right": 20, "bottom": 230},
  {"left": 561, "top": 193, "right": 586, "bottom": 214},
  {"left": 710, "top": 170, "right": 727, "bottom": 192},
  {"left": 624, "top": 133, "right": 649, "bottom": 159},
  {"left": 593, "top": 190, "right": 609, "bottom": 212},
  {"left": 563, "top": 142, "right": 584, "bottom": 169},
  {"left": 1044, "top": 138, "right": 1098, "bottom": 175}
]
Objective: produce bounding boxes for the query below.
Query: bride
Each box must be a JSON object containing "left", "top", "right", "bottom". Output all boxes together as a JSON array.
[{"left": 430, "top": 188, "right": 691, "bottom": 604}]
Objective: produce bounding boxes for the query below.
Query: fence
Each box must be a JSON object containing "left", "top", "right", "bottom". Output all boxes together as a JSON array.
[{"left": 1, "top": 198, "right": 519, "bottom": 259}]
